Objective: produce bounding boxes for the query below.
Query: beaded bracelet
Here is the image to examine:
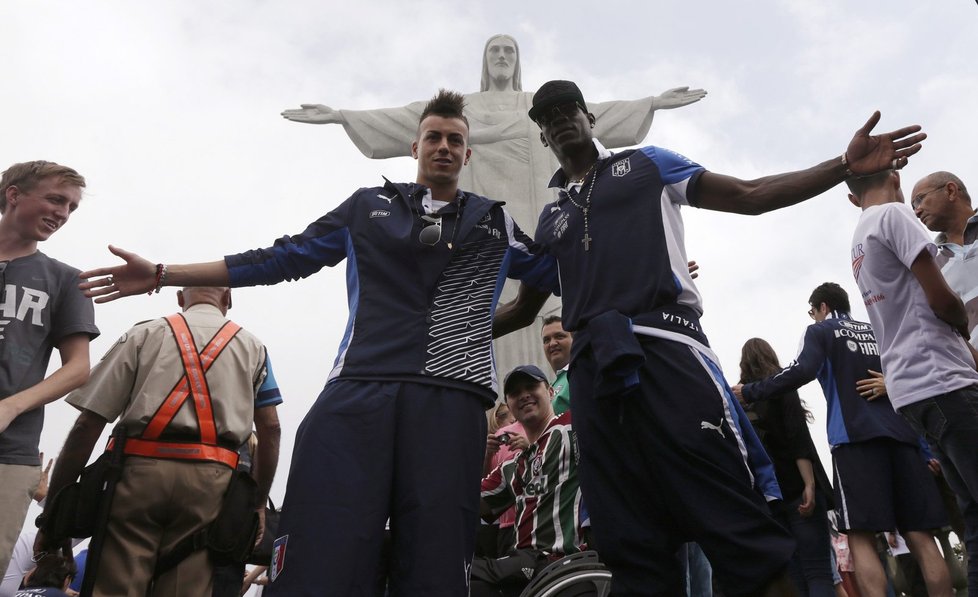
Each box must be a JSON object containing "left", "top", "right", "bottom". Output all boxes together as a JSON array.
[{"left": 148, "top": 263, "right": 168, "bottom": 295}]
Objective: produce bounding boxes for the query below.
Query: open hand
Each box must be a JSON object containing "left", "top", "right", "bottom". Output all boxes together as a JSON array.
[
  {"left": 78, "top": 245, "right": 157, "bottom": 303},
  {"left": 846, "top": 111, "right": 926, "bottom": 175},
  {"left": 654, "top": 87, "right": 708, "bottom": 110},
  {"left": 281, "top": 104, "right": 341, "bottom": 124}
]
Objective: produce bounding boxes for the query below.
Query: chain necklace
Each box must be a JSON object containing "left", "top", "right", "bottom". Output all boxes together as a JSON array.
[
  {"left": 568, "top": 161, "right": 596, "bottom": 185},
  {"left": 563, "top": 162, "right": 598, "bottom": 252}
]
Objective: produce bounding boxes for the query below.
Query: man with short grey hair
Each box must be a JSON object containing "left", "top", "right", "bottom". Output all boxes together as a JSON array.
[
  {"left": 911, "top": 171, "right": 977, "bottom": 347},
  {"left": 0, "top": 161, "right": 99, "bottom": 576}
]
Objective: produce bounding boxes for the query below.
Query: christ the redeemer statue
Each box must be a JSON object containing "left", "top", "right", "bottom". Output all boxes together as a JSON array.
[{"left": 281, "top": 33, "right": 707, "bottom": 376}]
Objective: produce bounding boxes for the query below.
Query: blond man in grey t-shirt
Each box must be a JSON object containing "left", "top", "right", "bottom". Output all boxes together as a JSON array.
[{"left": 0, "top": 162, "right": 99, "bottom": 577}]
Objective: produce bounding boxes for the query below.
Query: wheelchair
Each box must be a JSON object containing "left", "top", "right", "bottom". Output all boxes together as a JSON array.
[{"left": 518, "top": 551, "right": 612, "bottom": 597}]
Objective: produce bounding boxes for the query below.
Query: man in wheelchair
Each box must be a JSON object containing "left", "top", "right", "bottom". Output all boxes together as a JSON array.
[{"left": 474, "top": 365, "right": 607, "bottom": 597}]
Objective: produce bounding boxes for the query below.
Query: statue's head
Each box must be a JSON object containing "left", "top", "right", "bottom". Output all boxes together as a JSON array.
[{"left": 481, "top": 34, "right": 522, "bottom": 92}]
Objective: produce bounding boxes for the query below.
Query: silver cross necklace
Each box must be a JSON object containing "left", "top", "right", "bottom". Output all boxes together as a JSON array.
[{"left": 563, "top": 161, "right": 598, "bottom": 252}]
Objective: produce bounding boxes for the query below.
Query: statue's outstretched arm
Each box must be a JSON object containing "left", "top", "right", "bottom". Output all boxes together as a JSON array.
[
  {"left": 591, "top": 85, "right": 707, "bottom": 149},
  {"left": 651, "top": 87, "right": 708, "bottom": 111},
  {"left": 280, "top": 101, "right": 424, "bottom": 159},
  {"left": 281, "top": 104, "right": 344, "bottom": 124}
]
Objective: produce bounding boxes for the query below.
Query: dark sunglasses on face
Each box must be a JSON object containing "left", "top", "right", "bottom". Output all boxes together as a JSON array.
[{"left": 536, "top": 102, "right": 585, "bottom": 127}]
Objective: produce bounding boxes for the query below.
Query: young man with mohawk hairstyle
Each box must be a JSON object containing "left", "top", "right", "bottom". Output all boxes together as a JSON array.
[{"left": 77, "top": 90, "right": 556, "bottom": 597}]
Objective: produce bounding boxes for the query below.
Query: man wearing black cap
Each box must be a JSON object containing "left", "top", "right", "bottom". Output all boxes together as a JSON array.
[
  {"left": 473, "top": 364, "right": 584, "bottom": 596},
  {"left": 510, "top": 79, "right": 929, "bottom": 596}
]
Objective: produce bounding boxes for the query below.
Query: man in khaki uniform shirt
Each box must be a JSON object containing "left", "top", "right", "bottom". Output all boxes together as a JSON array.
[{"left": 38, "top": 287, "right": 282, "bottom": 597}]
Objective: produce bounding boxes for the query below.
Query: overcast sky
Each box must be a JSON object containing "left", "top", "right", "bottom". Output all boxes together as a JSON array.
[{"left": 3, "top": 0, "right": 976, "bottom": 508}]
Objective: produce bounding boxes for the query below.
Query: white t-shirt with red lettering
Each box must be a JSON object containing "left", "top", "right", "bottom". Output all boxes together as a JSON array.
[{"left": 851, "top": 202, "right": 978, "bottom": 409}]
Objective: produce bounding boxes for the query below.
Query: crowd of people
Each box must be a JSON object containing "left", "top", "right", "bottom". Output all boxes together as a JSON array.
[{"left": 1, "top": 33, "right": 977, "bottom": 597}]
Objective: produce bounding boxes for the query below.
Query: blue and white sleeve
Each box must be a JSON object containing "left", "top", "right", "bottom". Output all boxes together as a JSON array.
[
  {"left": 255, "top": 350, "right": 283, "bottom": 409},
  {"left": 503, "top": 209, "right": 560, "bottom": 295},
  {"left": 225, "top": 195, "right": 355, "bottom": 287},
  {"left": 640, "top": 145, "right": 706, "bottom": 206},
  {"left": 744, "top": 326, "right": 825, "bottom": 402}
]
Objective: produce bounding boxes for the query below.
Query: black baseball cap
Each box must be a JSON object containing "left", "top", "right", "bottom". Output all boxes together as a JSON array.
[
  {"left": 529, "top": 80, "right": 587, "bottom": 122},
  {"left": 503, "top": 364, "right": 549, "bottom": 396}
]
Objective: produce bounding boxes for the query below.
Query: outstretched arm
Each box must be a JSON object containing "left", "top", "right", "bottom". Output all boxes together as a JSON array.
[
  {"left": 591, "top": 87, "right": 706, "bottom": 148},
  {"left": 734, "top": 327, "right": 826, "bottom": 403},
  {"left": 651, "top": 86, "right": 708, "bottom": 110},
  {"left": 283, "top": 102, "right": 424, "bottom": 159},
  {"left": 79, "top": 245, "right": 229, "bottom": 304},
  {"left": 281, "top": 104, "right": 344, "bottom": 125},
  {"left": 696, "top": 111, "right": 926, "bottom": 215}
]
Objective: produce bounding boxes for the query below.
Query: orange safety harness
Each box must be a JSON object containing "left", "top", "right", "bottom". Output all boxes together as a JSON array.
[{"left": 107, "top": 313, "right": 243, "bottom": 469}]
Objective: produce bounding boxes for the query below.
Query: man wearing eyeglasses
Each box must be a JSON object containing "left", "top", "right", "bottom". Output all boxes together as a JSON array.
[
  {"left": 75, "top": 90, "right": 557, "bottom": 597},
  {"left": 500, "top": 79, "right": 928, "bottom": 596},
  {"left": 848, "top": 169, "right": 978, "bottom": 595},
  {"left": 911, "top": 172, "right": 977, "bottom": 350},
  {"left": 0, "top": 162, "right": 99, "bottom": 580},
  {"left": 733, "top": 282, "right": 952, "bottom": 597}
]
